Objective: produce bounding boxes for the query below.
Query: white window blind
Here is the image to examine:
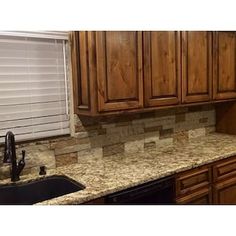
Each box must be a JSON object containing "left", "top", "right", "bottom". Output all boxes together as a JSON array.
[{"left": 0, "top": 33, "right": 70, "bottom": 143}]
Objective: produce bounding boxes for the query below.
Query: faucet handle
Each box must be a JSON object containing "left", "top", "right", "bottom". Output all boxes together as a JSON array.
[
  {"left": 16, "top": 150, "right": 26, "bottom": 178},
  {"left": 22, "top": 150, "right": 25, "bottom": 161}
]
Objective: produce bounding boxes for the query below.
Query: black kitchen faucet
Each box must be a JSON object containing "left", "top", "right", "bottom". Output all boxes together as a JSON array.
[{"left": 3, "top": 131, "right": 25, "bottom": 181}]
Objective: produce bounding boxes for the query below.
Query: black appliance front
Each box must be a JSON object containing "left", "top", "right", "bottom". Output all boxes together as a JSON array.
[{"left": 106, "top": 176, "right": 175, "bottom": 205}]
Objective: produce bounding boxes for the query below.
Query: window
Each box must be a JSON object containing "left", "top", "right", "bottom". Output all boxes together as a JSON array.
[{"left": 0, "top": 31, "right": 70, "bottom": 143}]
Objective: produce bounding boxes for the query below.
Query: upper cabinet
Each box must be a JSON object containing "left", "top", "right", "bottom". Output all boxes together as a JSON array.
[
  {"left": 71, "top": 31, "right": 143, "bottom": 116},
  {"left": 213, "top": 32, "right": 236, "bottom": 100},
  {"left": 182, "top": 32, "right": 213, "bottom": 103},
  {"left": 143, "top": 32, "right": 181, "bottom": 107},
  {"left": 71, "top": 31, "right": 236, "bottom": 116},
  {"left": 96, "top": 32, "right": 143, "bottom": 112}
]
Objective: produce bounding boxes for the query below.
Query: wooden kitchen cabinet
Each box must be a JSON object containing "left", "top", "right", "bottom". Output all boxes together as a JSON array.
[
  {"left": 213, "top": 32, "right": 236, "bottom": 100},
  {"left": 143, "top": 31, "right": 181, "bottom": 107},
  {"left": 71, "top": 31, "right": 143, "bottom": 115},
  {"left": 96, "top": 31, "right": 143, "bottom": 112},
  {"left": 175, "top": 155, "right": 236, "bottom": 205},
  {"left": 182, "top": 31, "right": 213, "bottom": 103},
  {"left": 72, "top": 31, "right": 236, "bottom": 117}
]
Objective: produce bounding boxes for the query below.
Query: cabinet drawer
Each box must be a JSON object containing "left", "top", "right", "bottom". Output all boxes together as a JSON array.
[
  {"left": 176, "top": 187, "right": 212, "bottom": 204},
  {"left": 176, "top": 166, "right": 211, "bottom": 197},
  {"left": 213, "top": 156, "right": 236, "bottom": 182}
]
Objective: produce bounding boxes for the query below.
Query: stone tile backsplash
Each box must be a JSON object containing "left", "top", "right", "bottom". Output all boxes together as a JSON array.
[{"left": 0, "top": 105, "right": 216, "bottom": 180}]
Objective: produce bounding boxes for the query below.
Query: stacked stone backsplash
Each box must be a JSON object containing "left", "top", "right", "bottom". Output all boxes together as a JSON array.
[{"left": 0, "top": 104, "right": 216, "bottom": 180}]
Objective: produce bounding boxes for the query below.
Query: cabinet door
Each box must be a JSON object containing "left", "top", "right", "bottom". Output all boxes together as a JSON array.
[
  {"left": 96, "top": 31, "right": 143, "bottom": 112},
  {"left": 213, "top": 32, "right": 236, "bottom": 100},
  {"left": 182, "top": 31, "right": 213, "bottom": 103},
  {"left": 143, "top": 31, "right": 181, "bottom": 107},
  {"left": 213, "top": 176, "right": 236, "bottom": 204},
  {"left": 176, "top": 187, "right": 212, "bottom": 204}
]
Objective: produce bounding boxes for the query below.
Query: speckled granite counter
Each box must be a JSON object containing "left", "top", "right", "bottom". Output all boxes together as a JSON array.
[{"left": 2, "top": 133, "right": 236, "bottom": 205}]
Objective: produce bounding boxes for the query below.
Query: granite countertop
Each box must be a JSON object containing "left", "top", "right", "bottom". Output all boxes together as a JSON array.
[{"left": 2, "top": 132, "right": 236, "bottom": 205}]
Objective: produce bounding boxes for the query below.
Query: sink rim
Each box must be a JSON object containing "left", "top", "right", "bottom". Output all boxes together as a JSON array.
[{"left": 0, "top": 174, "right": 86, "bottom": 191}]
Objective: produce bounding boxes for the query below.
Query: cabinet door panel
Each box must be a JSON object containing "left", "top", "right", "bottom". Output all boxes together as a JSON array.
[
  {"left": 182, "top": 31, "right": 212, "bottom": 103},
  {"left": 96, "top": 31, "right": 143, "bottom": 112},
  {"left": 213, "top": 176, "right": 236, "bottom": 204},
  {"left": 143, "top": 31, "right": 181, "bottom": 107},
  {"left": 213, "top": 32, "right": 236, "bottom": 100}
]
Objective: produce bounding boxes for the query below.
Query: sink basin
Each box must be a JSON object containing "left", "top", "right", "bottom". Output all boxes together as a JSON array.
[{"left": 0, "top": 175, "right": 85, "bottom": 205}]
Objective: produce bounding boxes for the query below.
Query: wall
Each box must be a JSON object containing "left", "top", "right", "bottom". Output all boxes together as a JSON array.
[{"left": 0, "top": 104, "right": 215, "bottom": 180}]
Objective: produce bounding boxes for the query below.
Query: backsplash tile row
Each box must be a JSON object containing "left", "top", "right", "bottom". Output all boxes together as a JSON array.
[{"left": 0, "top": 105, "right": 216, "bottom": 180}]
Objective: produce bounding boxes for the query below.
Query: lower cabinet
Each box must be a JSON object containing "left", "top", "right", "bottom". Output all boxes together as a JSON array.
[
  {"left": 213, "top": 176, "right": 236, "bottom": 204},
  {"left": 175, "top": 155, "right": 236, "bottom": 205}
]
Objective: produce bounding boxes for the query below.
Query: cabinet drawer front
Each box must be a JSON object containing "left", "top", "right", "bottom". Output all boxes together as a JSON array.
[
  {"left": 176, "top": 166, "right": 211, "bottom": 197},
  {"left": 213, "top": 156, "right": 236, "bottom": 182},
  {"left": 176, "top": 187, "right": 212, "bottom": 204}
]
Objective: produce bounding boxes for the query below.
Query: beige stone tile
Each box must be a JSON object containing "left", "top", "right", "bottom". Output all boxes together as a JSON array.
[
  {"left": 125, "top": 139, "right": 144, "bottom": 153},
  {"left": 103, "top": 143, "right": 125, "bottom": 157},
  {"left": 144, "top": 131, "right": 160, "bottom": 144},
  {"left": 77, "top": 148, "right": 103, "bottom": 160},
  {"left": 55, "top": 143, "right": 91, "bottom": 155}
]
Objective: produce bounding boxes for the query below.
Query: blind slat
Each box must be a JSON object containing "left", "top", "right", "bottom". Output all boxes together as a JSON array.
[
  {"left": 0, "top": 108, "right": 67, "bottom": 122},
  {"left": 0, "top": 94, "right": 66, "bottom": 105},
  {"left": 0, "top": 31, "right": 69, "bottom": 40},
  {"left": 0, "top": 121, "right": 69, "bottom": 136},
  {"left": 0, "top": 81, "right": 65, "bottom": 89},
  {"left": 0, "top": 115, "right": 69, "bottom": 130},
  {"left": 0, "top": 101, "right": 67, "bottom": 113}
]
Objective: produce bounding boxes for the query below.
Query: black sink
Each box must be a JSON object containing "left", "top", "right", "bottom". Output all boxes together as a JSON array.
[{"left": 0, "top": 175, "right": 85, "bottom": 205}]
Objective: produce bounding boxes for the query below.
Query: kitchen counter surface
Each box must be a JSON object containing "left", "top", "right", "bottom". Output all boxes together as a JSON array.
[{"left": 3, "top": 132, "right": 236, "bottom": 205}]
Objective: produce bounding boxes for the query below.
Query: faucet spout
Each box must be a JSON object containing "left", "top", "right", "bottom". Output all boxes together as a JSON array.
[
  {"left": 4, "top": 131, "right": 16, "bottom": 163},
  {"left": 3, "top": 131, "right": 25, "bottom": 182}
]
